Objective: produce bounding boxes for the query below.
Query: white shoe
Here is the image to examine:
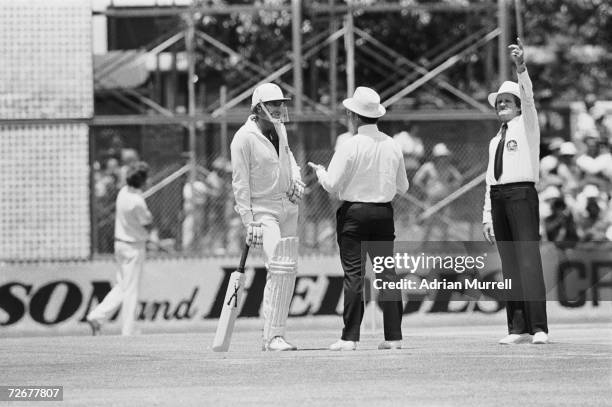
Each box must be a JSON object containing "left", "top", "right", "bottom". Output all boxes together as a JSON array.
[
  {"left": 378, "top": 340, "right": 402, "bottom": 350},
  {"left": 329, "top": 339, "right": 357, "bottom": 351},
  {"left": 498, "top": 333, "right": 530, "bottom": 345},
  {"left": 264, "top": 336, "right": 297, "bottom": 351},
  {"left": 532, "top": 332, "right": 549, "bottom": 344}
]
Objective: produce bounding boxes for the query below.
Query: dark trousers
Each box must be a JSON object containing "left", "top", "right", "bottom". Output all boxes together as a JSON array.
[
  {"left": 336, "top": 201, "right": 403, "bottom": 341},
  {"left": 491, "top": 182, "right": 548, "bottom": 334}
]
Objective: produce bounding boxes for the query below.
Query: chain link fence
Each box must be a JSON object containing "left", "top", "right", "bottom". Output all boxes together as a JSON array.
[{"left": 91, "top": 119, "right": 496, "bottom": 258}]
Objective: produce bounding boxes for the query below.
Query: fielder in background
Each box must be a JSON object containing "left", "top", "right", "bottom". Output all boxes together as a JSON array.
[
  {"left": 482, "top": 38, "right": 549, "bottom": 345},
  {"left": 87, "top": 161, "right": 153, "bottom": 336},
  {"left": 309, "top": 87, "right": 409, "bottom": 351},
  {"left": 230, "top": 83, "right": 305, "bottom": 351}
]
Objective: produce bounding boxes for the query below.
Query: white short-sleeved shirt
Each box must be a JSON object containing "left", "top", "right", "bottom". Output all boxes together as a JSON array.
[{"left": 114, "top": 185, "right": 152, "bottom": 243}]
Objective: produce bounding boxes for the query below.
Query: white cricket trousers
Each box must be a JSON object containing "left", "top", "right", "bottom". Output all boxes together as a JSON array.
[
  {"left": 252, "top": 197, "right": 298, "bottom": 339},
  {"left": 88, "top": 241, "right": 145, "bottom": 335}
]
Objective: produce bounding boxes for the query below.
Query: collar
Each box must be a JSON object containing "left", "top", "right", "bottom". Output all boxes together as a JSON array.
[
  {"left": 127, "top": 186, "right": 144, "bottom": 194},
  {"left": 503, "top": 115, "right": 521, "bottom": 128},
  {"left": 357, "top": 124, "right": 380, "bottom": 136},
  {"left": 246, "top": 115, "right": 263, "bottom": 135}
]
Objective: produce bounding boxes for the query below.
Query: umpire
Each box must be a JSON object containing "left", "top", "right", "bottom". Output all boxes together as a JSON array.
[
  {"left": 482, "top": 38, "right": 549, "bottom": 345},
  {"left": 309, "top": 87, "right": 409, "bottom": 350}
]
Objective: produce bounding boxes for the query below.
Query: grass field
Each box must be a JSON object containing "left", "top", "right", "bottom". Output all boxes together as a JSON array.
[{"left": 1, "top": 313, "right": 611, "bottom": 407}]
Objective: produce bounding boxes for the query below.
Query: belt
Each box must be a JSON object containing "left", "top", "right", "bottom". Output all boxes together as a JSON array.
[
  {"left": 490, "top": 181, "right": 534, "bottom": 191},
  {"left": 341, "top": 201, "right": 392, "bottom": 207}
]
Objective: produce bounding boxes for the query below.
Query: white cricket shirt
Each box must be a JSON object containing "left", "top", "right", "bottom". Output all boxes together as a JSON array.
[
  {"left": 483, "top": 69, "right": 540, "bottom": 224},
  {"left": 315, "top": 124, "right": 409, "bottom": 202},
  {"left": 231, "top": 116, "right": 301, "bottom": 226},
  {"left": 114, "top": 185, "right": 153, "bottom": 243}
]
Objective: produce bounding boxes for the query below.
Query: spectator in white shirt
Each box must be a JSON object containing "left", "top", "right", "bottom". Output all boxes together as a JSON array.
[
  {"left": 309, "top": 86, "right": 409, "bottom": 351},
  {"left": 573, "top": 93, "right": 599, "bottom": 142},
  {"left": 555, "top": 141, "right": 582, "bottom": 195}
]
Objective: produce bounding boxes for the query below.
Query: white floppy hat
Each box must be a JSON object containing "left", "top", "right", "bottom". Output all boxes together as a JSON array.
[
  {"left": 251, "top": 83, "right": 290, "bottom": 108},
  {"left": 488, "top": 81, "right": 521, "bottom": 108},
  {"left": 432, "top": 143, "right": 451, "bottom": 157},
  {"left": 343, "top": 87, "right": 386, "bottom": 118}
]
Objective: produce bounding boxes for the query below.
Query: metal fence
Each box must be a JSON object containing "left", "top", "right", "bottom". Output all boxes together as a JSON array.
[{"left": 91, "top": 119, "right": 494, "bottom": 257}]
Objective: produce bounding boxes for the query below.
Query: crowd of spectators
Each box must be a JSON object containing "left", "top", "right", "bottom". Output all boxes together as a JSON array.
[
  {"left": 91, "top": 98, "right": 612, "bottom": 255},
  {"left": 539, "top": 97, "right": 612, "bottom": 245}
]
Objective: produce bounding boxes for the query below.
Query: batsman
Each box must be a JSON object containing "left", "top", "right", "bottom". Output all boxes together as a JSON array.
[{"left": 230, "top": 83, "right": 305, "bottom": 351}]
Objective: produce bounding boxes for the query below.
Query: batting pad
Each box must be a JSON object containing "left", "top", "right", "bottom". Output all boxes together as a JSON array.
[{"left": 263, "top": 237, "right": 298, "bottom": 340}]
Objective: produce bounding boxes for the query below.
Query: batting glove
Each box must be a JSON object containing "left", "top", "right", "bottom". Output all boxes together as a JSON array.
[
  {"left": 246, "top": 222, "right": 264, "bottom": 247},
  {"left": 287, "top": 178, "right": 305, "bottom": 204}
]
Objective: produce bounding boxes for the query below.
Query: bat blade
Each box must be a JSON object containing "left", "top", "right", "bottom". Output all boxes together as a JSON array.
[{"left": 212, "top": 271, "right": 246, "bottom": 352}]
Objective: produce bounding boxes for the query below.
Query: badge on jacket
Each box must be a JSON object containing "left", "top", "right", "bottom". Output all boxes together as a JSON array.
[{"left": 506, "top": 139, "right": 518, "bottom": 152}]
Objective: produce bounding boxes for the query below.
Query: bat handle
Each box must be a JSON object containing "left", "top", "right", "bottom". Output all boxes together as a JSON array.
[{"left": 237, "top": 243, "right": 250, "bottom": 273}]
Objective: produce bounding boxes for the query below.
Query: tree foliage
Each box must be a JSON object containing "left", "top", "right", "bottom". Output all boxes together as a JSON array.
[{"left": 191, "top": 0, "right": 612, "bottom": 106}]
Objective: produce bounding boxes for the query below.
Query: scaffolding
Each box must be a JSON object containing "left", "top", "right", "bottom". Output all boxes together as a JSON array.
[
  {"left": 79, "top": 0, "right": 526, "bottom": 256},
  {"left": 0, "top": 0, "right": 530, "bottom": 259},
  {"left": 86, "top": 0, "right": 519, "bottom": 123}
]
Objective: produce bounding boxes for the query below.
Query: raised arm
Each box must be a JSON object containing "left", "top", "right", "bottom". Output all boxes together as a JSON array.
[{"left": 510, "top": 38, "right": 539, "bottom": 140}]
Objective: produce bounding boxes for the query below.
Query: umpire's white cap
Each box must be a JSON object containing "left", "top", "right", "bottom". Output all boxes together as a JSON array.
[{"left": 251, "top": 83, "right": 290, "bottom": 108}]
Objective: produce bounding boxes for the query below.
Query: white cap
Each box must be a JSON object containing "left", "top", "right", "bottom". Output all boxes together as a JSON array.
[
  {"left": 559, "top": 141, "right": 577, "bottom": 156},
  {"left": 540, "top": 185, "right": 561, "bottom": 201},
  {"left": 251, "top": 83, "right": 290, "bottom": 109},
  {"left": 343, "top": 86, "right": 386, "bottom": 118},
  {"left": 488, "top": 81, "right": 521, "bottom": 108},
  {"left": 432, "top": 143, "right": 451, "bottom": 157},
  {"left": 548, "top": 137, "right": 564, "bottom": 150},
  {"left": 540, "top": 155, "right": 559, "bottom": 173},
  {"left": 582, "top": 184, "right": 600, "bottom": 199},
  {"left": 393, "top": 131, "right": 424, "bottom": 156}
]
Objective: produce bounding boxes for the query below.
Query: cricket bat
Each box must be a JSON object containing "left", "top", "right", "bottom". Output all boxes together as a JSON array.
[{"left": 212, "top": 243, "right": 250, "bottom": 352}]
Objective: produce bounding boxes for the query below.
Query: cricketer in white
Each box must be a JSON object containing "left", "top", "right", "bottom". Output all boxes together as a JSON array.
[
  {"left": 87, "top": 162, "right": 153, "bottom": 336},
  {"left": 230, "top": 83, "right": 305, "bottom": 351}
]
